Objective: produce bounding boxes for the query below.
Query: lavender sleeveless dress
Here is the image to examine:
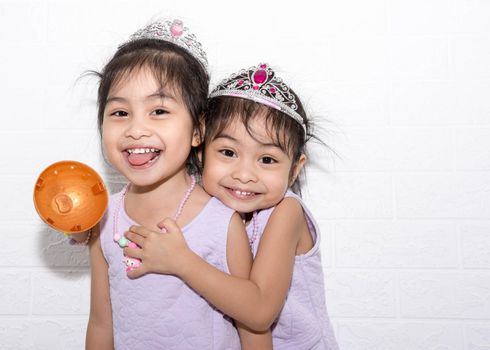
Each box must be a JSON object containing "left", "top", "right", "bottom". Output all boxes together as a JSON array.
[
  {"left": 100, "top": 191, "right": 241, "bottom": 350},
  {"left": 248, "top": 190, "right": 339, "bottom": 350}
]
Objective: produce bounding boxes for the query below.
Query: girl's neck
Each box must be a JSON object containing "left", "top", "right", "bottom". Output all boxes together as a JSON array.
[
  {"left": 129, "top": 170, "right": 190, "bottom": 201},
  {"left": 124, "top": 170, "right": 195, "bottom": 228}
]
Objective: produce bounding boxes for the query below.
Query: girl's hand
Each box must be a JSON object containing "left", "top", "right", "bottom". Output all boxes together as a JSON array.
[{"left": 123, "top": 218, "right": 192, "bottom": 279}]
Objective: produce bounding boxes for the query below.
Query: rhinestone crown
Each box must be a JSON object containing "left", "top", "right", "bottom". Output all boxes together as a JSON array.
[
  {"left": 209, "top": 63, "right": 305, "bottom": 130},
  {"left": 124, "top": 19, "right": 208, "bottom": 69}
]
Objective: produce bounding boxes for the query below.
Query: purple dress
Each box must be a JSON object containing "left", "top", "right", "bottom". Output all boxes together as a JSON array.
[
  {"left": 248, "top": 190, "right": 339, "bottom": 350},
  {"left": 100, "top": 191, "right": 241, "bottom": 350}
]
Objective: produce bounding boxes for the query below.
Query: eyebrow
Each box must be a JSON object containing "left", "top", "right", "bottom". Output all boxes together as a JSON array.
[
  {"left": 215, "top": 132, "right": 281, "bottom": 149},
  {"left": 106, "top": 89, "right": 176, "bottom": 104}
]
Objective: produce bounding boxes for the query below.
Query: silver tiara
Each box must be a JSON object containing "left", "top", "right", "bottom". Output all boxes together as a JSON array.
[
  {"left": 209, "top": 63, "right": 305, "bottom": 130},
  {"left": 125, "top": 19, "right": 208, "bottom": 69}
]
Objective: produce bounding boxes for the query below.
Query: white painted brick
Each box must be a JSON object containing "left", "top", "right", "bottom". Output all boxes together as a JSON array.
[
  {"left": 388, "top": 0, "right": 452, "bottom": 35},
  {"left": 0, "top": 272, "right": 30, "bottom": 315},
  {"left": 43, "top": 44, "right": 109, "bottom": 88},
  {"left": 332, "top": 127, "right": 453, "bottom": 171},
  {"left": 315, "top": 81, "right": 390, "bottom": 127},
  {"left": 0, "top": 45, "right": 49, "bottom": 90},
  {"left": 391, "top": 81, "right": 461, "bottom": 125},
  {"left": 390, "top": 127, "right": 453, "bottom": 170},
  {"left": 327, "top": 128, "right": 392, "bottom": 171},
  {"left": 0, "top": 131, "right": 101, "bottom": 175},
  {"left": 0, "top": 1, "right": 47, "bottom": 44},
  {"left": 454, "top": 80, "right": 490, "bottom": 125},
  {"left": 318, "top": 0, "right": 387, "bottom": 36},
  {"left": 466, "top": 323, "right": 490, "bottom": 350},
  {"left": 335, "top": 221, "right": 459, "bottom": 268},
  {"left": 324, "top": 38, "right": 389, "bottom": 81},
  {"left": 396, "top": 173, "right": 490, "bottom": 219},
  {"left": 337, "top": 321, "right": 464, "bottom": 350},
  {"left": 39, "top": 84, "right": 98, "bottom": 131},
  {"left": 2, "top": 224, "right": 88, "bottom": 267},
  {"left": 46, "top": 1, "right": 128, "bottom": 45},
  {"left": 325, "top": 270, "right": 397, "bottom": 317},
  {"left": 389, "top": 37, "right": 449, "bottom": 80},
  {"left": 317, "top": 220, "right": 335, "bottom": 268},
  {"left": 455, "top": 127, "right": 490, "bottom": 170},
  {"left": 0, "top": 318, "right": 86, "bottom": 350},
  {"left": 452, "top": 36, "right": 490, "bottom": 79},
  {"left": 453, "top": 0, "right": 490, "bottom": 34},
  {"left": 399, "top": 272, "right": 490, "bottom": 319},
  {"left": 391, "top": 80, "right": 490, "bottom": 126},
  {"left": 0, "top": 177, "right": 38, "bottom": 221},
  {"left": 305, "top": 172, "right": 393, "bottom": 219},
  {"left": 32, "top": 271, "right": 90, "bottom": 315},
  {"left": 461, "top": 222, "right": 490, "bottom": 269}
]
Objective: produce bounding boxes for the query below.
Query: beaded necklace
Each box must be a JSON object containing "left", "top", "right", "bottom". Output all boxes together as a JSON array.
[
  {"left": 113, "top": 175, "right": 196, "bottom": 270},
  {"left": 248, "top": 211, "right": 259, "bottom": 247}
]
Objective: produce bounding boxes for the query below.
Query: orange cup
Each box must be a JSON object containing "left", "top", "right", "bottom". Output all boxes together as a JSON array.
[{"left": 33, "top": 160, "right": 108, "bottom": 234}]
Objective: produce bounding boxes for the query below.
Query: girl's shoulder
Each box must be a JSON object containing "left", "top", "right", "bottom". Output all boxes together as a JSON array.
[
  {"left": 259, "top": 190, "right": 305, "bottom": 221},
  {"left": 258, "top": 190, "right": 320, "bottom": 258}
]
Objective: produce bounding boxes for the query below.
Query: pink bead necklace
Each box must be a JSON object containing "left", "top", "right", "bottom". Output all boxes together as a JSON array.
[
  {"left": 113, "top": 175, "right": 197, "bottom": 271},
  {"left": 248, "top": 211, "right": 259, "bottom": 247}
]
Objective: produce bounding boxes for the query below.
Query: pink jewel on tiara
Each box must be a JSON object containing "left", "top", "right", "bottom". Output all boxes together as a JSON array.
[
  {"left": 170, "top": 19, "right": 184, "bottom": 38},
  {"left": 124, "top": 19, "right": 208, "bottom": 69},
  {"left": 209, "top": 63, "right": 306, "bottom": 132},
  {"left": 253, "top": 69, "right": 267, "bottom": 85}
]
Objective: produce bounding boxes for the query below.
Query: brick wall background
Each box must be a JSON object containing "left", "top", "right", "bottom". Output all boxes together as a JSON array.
[{"left": 1, "top": 0, "right": 490, "bottom": 349}]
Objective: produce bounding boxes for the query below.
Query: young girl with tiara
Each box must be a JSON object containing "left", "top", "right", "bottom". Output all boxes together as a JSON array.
[
  {"left": 124, "top": 63, "right": 340, "bottom": 349},
  {"left": 83, "top": 20, "right": 271, "bottom": 349}
]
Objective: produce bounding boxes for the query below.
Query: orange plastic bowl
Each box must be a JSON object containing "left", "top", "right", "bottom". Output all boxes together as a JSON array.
[{"left": 33, "top": 161, "right": 108, "bottom": 234}]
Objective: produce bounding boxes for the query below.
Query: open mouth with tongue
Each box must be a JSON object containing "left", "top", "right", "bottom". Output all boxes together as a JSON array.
[{"left": 125, "top": 147, "right": 161, "bottom": 168}]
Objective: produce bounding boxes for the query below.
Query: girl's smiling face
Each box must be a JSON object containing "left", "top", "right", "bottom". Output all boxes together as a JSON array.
[
  {"left": 202, "top": 115, "right": 305, "bottom": 214},
  {"left": 102, "top": 66, "right": 200, "bottom": 188}
]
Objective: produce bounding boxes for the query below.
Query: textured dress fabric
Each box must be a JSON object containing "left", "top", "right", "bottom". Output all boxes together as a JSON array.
[
  {"left": 100, "top": 192, "right": 241, "bottom": 350},
  {"left": 248, "top": 190, "right": 339, "bottom": 350}
]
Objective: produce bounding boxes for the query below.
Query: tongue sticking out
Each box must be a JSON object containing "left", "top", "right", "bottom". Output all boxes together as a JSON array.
[{"left": 127, "top": 152, "right": 158, "bottom": 166}]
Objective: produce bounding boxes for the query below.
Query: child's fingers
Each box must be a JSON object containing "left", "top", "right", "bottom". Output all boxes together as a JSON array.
[
  {"left": 157, "top": 217, "right": 179, "bottom": 232},
  {"left": 129, "top": 225, "right": 150, "bottom": 237},
  {"left": 123, "top": 247, "right": 142, "bottom": 259},
  {"left": 124, "top": 230, "right": 145, "bottom": 246},
  {"left": 126, "top": 265, "right": 147, "bottom": 279}
]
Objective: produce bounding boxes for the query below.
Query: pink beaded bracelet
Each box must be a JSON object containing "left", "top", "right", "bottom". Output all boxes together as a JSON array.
[{"left": 69, "top": 228, "right": 92, "bottom": 246}]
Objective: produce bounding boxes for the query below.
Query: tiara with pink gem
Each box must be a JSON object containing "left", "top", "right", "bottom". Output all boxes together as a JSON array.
[
  {"left": 125, "top": 19, "right": 208, "bottom": 69},
  {"left": 209, "top": 63, "right": 305, "bottom": 130}
]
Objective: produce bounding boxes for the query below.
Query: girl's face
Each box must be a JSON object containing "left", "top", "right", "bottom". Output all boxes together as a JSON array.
[
  {"left": 202, "top": 116, "right": 305, "bottom": 214},
  {"left": 102, "top": 67, "right": 200, "bottom": 188}
]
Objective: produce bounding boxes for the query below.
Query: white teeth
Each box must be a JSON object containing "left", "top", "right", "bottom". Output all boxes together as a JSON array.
[
  {"left": 234, "top": 190, "right": 254, "bottom": 196},
  {"left": 127, "top": 148, "right": 158, "bottom": 154}
]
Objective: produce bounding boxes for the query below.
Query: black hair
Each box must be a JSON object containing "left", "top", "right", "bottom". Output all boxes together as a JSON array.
[{"left": 91, "top": 38, "right": 209, "bottom": 175}]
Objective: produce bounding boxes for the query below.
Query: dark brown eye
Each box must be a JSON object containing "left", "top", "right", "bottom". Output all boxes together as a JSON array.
[
  {"left": 220, "top": 149, "right": 235, "bottom": 157},
  {"left": 260, "top": 156, "right": 276, "bottom": 164}
]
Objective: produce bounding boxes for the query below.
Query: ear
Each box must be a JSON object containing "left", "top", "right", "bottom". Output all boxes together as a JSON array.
[
  {"left": 289, "top": 154, "right": 306, "bottom": 186},
  {"left": 191, "top": 120, "right": 205, "bottom": 147}
]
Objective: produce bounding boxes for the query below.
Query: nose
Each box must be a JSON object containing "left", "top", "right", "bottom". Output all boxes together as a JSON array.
[
  {"left": 124, "top": 114, "right": 152, "bottom": 139},
  {"left": 231, "top": 160, "right": 258, "bottom": 184}
]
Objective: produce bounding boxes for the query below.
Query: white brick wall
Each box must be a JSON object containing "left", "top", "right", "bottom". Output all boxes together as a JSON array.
[{"left": 1, "top": 0, "right": 489, "bottom": 348}]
